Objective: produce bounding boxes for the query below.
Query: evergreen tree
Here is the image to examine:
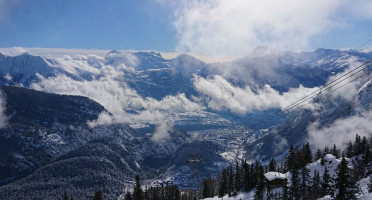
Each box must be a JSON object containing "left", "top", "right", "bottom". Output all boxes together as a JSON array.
[
  {"left": 332, "top": 144, "right": 340, "bottom": 158},
  {"left": 290, "top": 167, "right": 301, "bottom": 200},
  {"left": 254, "top": 165, "right": 265, "bottom": 200},
  {"left": 346, "top": 142, "right": 354, "bottom": 158},
  {"left": 303, "top": 143, "right": 313, "bottom": 165},
  {"left": 300, "top": 166, "right": 311, "bottom": 200},
  {"left": 354, "top": 134, "right": 362, "bottom": 156},
  {"left": 228, "top": 166, "right": 234, "bottom": 196},
  {"left": 242, "top": 160, "right": 251, "bottom": 192},
  {"left": 125, "top": 192, "right": 133, "bottom": 200},
  {"left": 352, "top": 156, "right": 365, "bottom": 194},
  {"left": 322, "top": 165, "right": 333, "bottom": 196},
  {"left": 321, "top": 156, "right": 325, "bottom": 166},
  {"left": 324, "top": 146, "right": 330, "bottom": 155},
  {"left": 218, "top": 169, "right": 228, "bottom": 197},
  {"left": 133, "top": 175, "right": 143, "bottom": 200},
  {"left": 62, "top": 192, "right": 68, "bottom": 200},
  {"left": 363, "top": 144, "right": 371, "bottom": 167},
  {"left": 202, "top": 177, "right": 214, "bottom": 198},
  {"left": 286, "top": 145, "right": 296, "bottom": 171},
  {"left": 362, "top": 136, "right": 368, "bottom": 153},
  {"left": 235, "top": 161, "right": 242, "bottom": 192},
  {"left": 269, "top": 158, "right": 276, "bottom": 172},
  {"left": 92, "top": 191, "right": 103, "bottom": 200},
  {"left": 310, "top": 170, "right": 322, "bottom": 199},
  {"left": 315, "top": 149, "right": 322, "bottom": 161},
  {"left": 282, "top": 179, "right": 289, "bottom": 200},
  {"left": 335, "top": 156, "right": 358, "bottom": 200}
]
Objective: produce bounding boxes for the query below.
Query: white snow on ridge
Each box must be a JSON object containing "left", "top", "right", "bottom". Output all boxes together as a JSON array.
[{"left": 264, "top": 171, "right": 287, "bottom": 181}]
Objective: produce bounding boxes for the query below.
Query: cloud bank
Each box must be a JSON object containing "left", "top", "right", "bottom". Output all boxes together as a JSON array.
[
  {"left": 31, "top": 54, "right": 202, "bottom": 128},
  {"left": 158, "top": 0, "right": 372, "bottom": 56},
  {"left": 307, "top": 110, "right": 372, "bottom": 151},
  {"left": 193, "top": 75, "right": 318, "bottom": 114}
]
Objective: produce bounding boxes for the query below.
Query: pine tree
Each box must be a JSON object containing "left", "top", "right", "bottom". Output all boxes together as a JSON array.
[
  {"left": 321, "top": 156, "right": 325, "bottom": 166},
  {"left": 335, "top": 156, "right": 358, "bottom": 200},
  {"left": 269, "top": 158, "right": 276, "bottom": 172},
  {"left": 218, "top": 169, "right": 228, "bottom": 197},
  {"left": 301, "top": 166, "right": 311, "bottom": 200},
  {"left": 62, "top": 192, "right": 68, "bottom": 200},
  {"left": 303, "top": 143, "right": 313, "bottom": 165},
  {"left": 242, "top": 160, "right": 251, "bottom": 192},
  {"left": 290, "top": 167, "right": 301, "bottom": 200},
  {"left": 310, "top": 170, "right": 322, "bottom": 199},
  {"left": 92, "top": 191, "right": 103, "bottom": 200},
  {"left": 315, "top": 149, "right": 322, "bottom": 161},
  {"left": 324, "top": 146, "right": 330, "bottom": 155},
  {"left": 235, "top": 161, "right": 242, "bottom": 192},
  {"left": 133, "top": 175, "right": 143, "bottom": 200},
  {"left": 282, "top": 179, "right": 289, "bottom": 200},
  {"left": 346, "top": 142, "right": 354, "bottom": 158},
  {"left": 202, "top": 177, "right": 214, "bottom": 198},
  {"left": 254, "top": 165, "right": 265, "bottom": 200},
  {"left": 354, "top": 134, "right": 362, "bottom": 155},
  {"left": 322, "top": 165, "right": 333, "bottom": 196},
  {"left": 332, "top": 144, "right": 340, "bottom": 158},
  {"left": 363, "top": 144, "right": 371, "bottom": 167},
  {"left": 125, "top": 192, "right": 133, "bottom": 200},
  {"left": 362, "top": 136, "right": 368, "bottom": 154},
  {"left": 228, "top": 165, "right": 234, "bottom": 196},
  {"left": 286, "top": 145, "right": 296, "bottom": 171}
]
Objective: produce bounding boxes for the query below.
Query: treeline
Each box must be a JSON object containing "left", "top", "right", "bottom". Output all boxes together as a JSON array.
[
  {"left": 201, "top": 134, "right": 372, "bottom": 200},
  {"left": 124, "top": 175, "right": 198, "bottom": 200}
]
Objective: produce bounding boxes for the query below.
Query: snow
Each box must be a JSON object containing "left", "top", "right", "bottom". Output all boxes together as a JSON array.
[
  {"left": 264, "top": 172, "right": 287, "bottom": 181},
  {"left": 358, "top": 79, "right": 372, "bottom": 94},
  {"left": 307, "top": 154, "right": 353, "bottom": 179},
  {"left": 203, "top": 191, "right": 255, "bottom": 200}
]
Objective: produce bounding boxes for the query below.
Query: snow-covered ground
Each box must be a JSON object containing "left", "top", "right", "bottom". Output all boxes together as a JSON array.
[{"left": 203, "top": 154, "right": 372, "bottom": 200}]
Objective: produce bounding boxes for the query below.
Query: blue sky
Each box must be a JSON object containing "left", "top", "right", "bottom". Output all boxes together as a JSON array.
[
  {"left": 0, "top": 0, "right": 372, "bottom": 56},
  {"left": 0, "top": 0, "right": 176, "bottom": 51}
]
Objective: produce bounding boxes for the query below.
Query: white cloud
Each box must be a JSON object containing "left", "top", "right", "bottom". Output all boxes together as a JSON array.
[
  {"left": 307, "top": 110, "right": 372, "bottom": 151},
  {"left": 151, "top": 123, "right": 173, "bottom": 143},
  {"left": 326, "top": 60, "right": 372, "bottom": 101},
  {"left": 158, "top": 0, "right": 372, "bottom": 56},
  {"left": 193, "top": 75, "right": 318, "bottom": 114},
  {"left": 31, "top": 54, "right": 202, "bottom": 128}
]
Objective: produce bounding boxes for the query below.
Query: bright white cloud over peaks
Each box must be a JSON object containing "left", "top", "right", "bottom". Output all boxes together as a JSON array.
[
  {"left": 159, "top": 0, "right": 372, "bottom": 56},
  {"left": 193, "top": 75, "right": 318, "bottom": 114},
  {"left": 31, "top": 54, "right": 203, "bottom": 128}
]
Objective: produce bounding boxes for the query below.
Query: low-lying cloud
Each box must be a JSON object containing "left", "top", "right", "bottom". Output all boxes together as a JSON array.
[
  {"left": 307, "top": 110, "right": 372, "bottom": 151},
  {"left": 151, "top": 123, "right": 173, "bottom": 143},
  {"left": 31, "top": 54, "right": 202, "bottom": 128},
  {"left": 193, "top": 75, "right": 318, "bottom": 114}
]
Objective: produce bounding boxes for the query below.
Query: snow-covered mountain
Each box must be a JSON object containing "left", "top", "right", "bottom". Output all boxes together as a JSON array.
[{"left": 0, "top": 48, "right": 372, "bottom": 199}]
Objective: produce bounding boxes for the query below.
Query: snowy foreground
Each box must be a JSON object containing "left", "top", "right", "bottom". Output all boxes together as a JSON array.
[{"left": 204, "top": 154, "right": 372, "bottom": 200}]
